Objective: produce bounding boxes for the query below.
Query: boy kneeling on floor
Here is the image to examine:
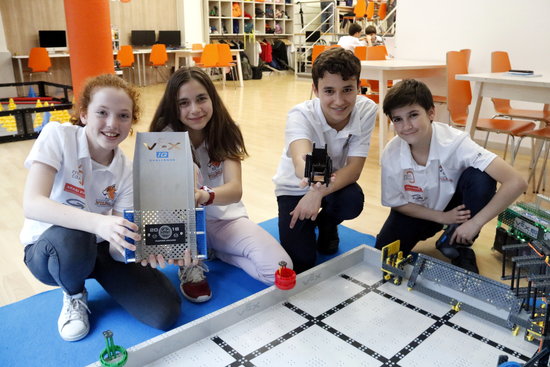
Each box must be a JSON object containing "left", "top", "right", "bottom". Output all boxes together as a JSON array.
[{"left": 375, "top": 79, "right": 527, "bottom": 273}]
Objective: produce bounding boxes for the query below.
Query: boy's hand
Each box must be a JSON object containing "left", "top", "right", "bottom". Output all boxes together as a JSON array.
[
  {"left": 451, "top": 219, "right": 482, "bottom": 245},
  {"left": 299, "top": 173, "right": 335, "bottom": 188},
  {"left": 442, "top": 204, "right": 471, "bottom": 225},
  {"left": 289, "top": 183, "right": 330, "bottom": 228}
]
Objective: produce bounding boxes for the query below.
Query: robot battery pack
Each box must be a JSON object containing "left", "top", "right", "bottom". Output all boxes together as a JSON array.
[{"left": 123, "top": 210, "right": 137, "bottom": 263}]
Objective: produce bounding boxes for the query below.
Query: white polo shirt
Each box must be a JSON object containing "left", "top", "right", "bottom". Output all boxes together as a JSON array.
[
  {"left": 195, "top": 141, "right": 248, "bottom": 221},
  {"left": 381, "top": 122, "right": 497, "bottom": 211},
  {"left": 20, "top": 122, "right": 133, "bottom": 245},
  {"left": 273, "top": 95, "right": 377, "bottom": 196},
  {"left": 337, "top": 35, "right": 367, "bottom": 51}
]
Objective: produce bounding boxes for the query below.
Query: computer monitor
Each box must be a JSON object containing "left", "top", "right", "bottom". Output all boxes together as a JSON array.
[
  {"left": 131, "top": 30, "right": 156, "bottom": 47},
  {"left": 38, "top": 30, "right": 68, "bottom": 52},
  {"left": 157, "top": 30, "right": 181, "bottom": 48},
  {"left": 305, "top": 31, "right": 321, "bottom": 43}
]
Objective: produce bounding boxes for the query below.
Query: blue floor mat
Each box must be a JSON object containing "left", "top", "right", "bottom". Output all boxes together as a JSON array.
[{"left": 0, "top": 218, "right": 375, "bottom": 366}]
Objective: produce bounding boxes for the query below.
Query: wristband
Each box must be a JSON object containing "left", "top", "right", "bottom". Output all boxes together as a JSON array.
[{"left": 200, "top": 185, "right": 215, "bottom": 206}]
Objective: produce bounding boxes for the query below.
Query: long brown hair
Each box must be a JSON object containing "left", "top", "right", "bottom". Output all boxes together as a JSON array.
[{"left": 149, "top": 67, "right": 248, "bottom": 162}]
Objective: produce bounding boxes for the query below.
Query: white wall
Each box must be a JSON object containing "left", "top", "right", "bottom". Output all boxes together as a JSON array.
[
  {"left": 179, "top": 0, "right": 206, "bottom": 46},
  {"left": 0, "top": 8, "right": 17, "bottom": 91},
  {"left": 395, "top": 0, "right": 550, "bottom": 114}
]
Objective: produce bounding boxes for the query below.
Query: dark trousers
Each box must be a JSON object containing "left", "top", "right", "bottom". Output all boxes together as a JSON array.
[
  {"left": 278, "top": 183, "right": 364, "bottom": 273},
  {"left": 24, "top": 225, "right": 181, "bottom": 330},
  {"left": 375, "top": 167, "right": 497, "bottom": 256}
]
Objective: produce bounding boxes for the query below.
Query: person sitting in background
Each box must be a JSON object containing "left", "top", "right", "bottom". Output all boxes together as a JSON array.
[
  {"left": 365, "top": 25, "right": 384, "bottom": 46},
  {"left": 337, "top": 23, "right": 367, "bottom": 52}
]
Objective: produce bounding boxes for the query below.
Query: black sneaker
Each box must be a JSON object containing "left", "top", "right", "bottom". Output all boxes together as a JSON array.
[
  {"left": 451, "top": 247, "right": 479, "bottom": 274},
  {"left": 436, "top": 224, "right": 460, "bottom": 259},
  {"left": 317, "top": 223, "right": 339, "bottom": 255}
]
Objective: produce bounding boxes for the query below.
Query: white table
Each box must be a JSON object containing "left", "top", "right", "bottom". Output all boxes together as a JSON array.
[
  {"left": 360, "top": 59, "right": 447, "bottom": 158},
  {"left": 172, "top": 48, "right": 244, "bottom": 87},
  {"left": 13, "top": 50, "right": 149, "bottom": 87},
  {"left": 456, "top": 72, "right": 550, "bottom": 137}
]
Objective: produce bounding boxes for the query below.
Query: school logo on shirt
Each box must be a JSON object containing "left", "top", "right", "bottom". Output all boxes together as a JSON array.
[
  {"left": 439, "top": 165, "right": 453, "bottom": 182},
  {"left": 404, "top": 169, "right": 415, "bottom": 183},
  {"left": 96, "top": 184, "right": 117, "bottom": 207},
  {"left": 72, "top": 165, "right": 84, "bottom": 185},
  {"left": 207, "top": 160, "right": 223, "bottom": 180}
]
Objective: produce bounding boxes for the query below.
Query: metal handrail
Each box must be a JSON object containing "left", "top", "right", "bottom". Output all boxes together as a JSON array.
[
  {"left": 294, "top": 0, "right": 338, "bottom": 76},
  {"left": 380, "top": 6, "right": 396, "bottom": 37}
]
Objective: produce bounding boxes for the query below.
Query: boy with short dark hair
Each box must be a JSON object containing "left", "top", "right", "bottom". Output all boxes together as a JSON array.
[
  {"left": 338, "top": 23, "right": 367, "bottom": 51},
  {"left": 273, "top": 47, "right": 377, "bottom": 273},
  {"left": 375, "top": 79, "right": 527, "bottom": 273},
  {"left": 365, "top": 25, "right": 384, "bottom": 46}
]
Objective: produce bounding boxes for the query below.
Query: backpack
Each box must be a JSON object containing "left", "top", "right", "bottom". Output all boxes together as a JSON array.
[
  {"left": 240, "top": 54, "right": 253, "bottom": 80},
  {"left": 251, "top": 66, "right": 263, "bottom": 79},
  {"left": 232, "top": 3, "right": 242, "bottom": 17}
]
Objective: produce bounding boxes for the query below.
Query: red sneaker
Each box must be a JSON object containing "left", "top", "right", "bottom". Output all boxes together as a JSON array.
[{"left": 178, "top": 263, "right": 212, "bottom": 303}]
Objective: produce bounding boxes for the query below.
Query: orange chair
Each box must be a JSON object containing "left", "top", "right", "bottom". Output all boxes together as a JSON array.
[
  {"left": 513, "top": 127, "right": 550, "bottom": 193},
  {"left": 491, "top": 51, "right": 550, "bottom": 125},
  {"left": 116, "top": 45, "right": 135, "bottom": 83},
  {"left": 191, "top": 43, "right": 203, "bottom": 65},
  {"left": 354, "top": 46, "right": 367, "bottom": 61},
  {"left": 433, "top": 49, "right": 471, "bottom": 109},
  {"left": 28, "top": 47, "right": 52, "bottom": 80},
  {"left": 342, "top": 0, "right": 367, "bottom": 30},
  {"left": 196, "top": 44, "right": 231, "bottom": 84},
  {"left": 446, "top": 50, "right": 535, "bottom": 160},
  {"left": 365, "top": 1, "right": 376, "bottom": 23},
  {"left": 216, "top": 43, "right": 237, "bottom": 87},
  {"left": 354, "top": 46, "right": 371, "bottom": 94},
  {"left": 377, "top": 2, "right": 387, "bottom": 21},
  {"left": 149, "top": 44, "right": 168, "bottom": 67},
  {"left": 149, "top": 43, "right": 169, "bottom": 81},
  {"left": 311, "top": 44, "right": 328, "bottom": 66},
  {"left": 361, "top": 45, "right": 390, "bottom": 103},
  {"left": 196, "top": 43, "right": 219, "bottom": 68},
  {"left": 309, "top": 45, "right": 329, "bottom": 98}
]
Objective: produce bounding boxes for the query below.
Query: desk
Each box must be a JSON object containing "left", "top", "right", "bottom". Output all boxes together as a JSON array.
[
  {"left": 360, "top": 59, "right": 446, "bottom": 157},
  {"left": 172, "top": 48, "right": 244, "bottom": 87},
  {"left": 456, "top": 72, "right": 550, "bottom": 137},
  {"left": 337, "top": 5, "right": 354, "bottom": 32},
  {"left": 14, "top": 49, "right": 156, "bottom": 88}
]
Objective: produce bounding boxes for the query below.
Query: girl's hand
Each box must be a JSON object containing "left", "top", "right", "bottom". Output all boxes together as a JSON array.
[
  {"left": 442, "top": 204, "right": 471, "bottom": 225},
  {"left": 194, "top": 188, "right": 209, "bottom": 207},
  {"left": 99, "top": 215, "right": 140, "bottom": 253},
  {"left": 140, "top": 249, "right": 198, "bottom": 268}
]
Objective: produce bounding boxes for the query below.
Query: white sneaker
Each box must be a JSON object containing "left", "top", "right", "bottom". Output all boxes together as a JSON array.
[{"left": 57, "top": 288, "right": 90, "bottom": 342}]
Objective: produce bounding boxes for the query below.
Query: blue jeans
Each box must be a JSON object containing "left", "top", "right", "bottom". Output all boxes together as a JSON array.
[
  {"left": 278, "top": 183, "right": 364, "bottom": 273},
  {"left": 24, "top": 225, "right": 181, "bottom": 330},
  {"left": 375, "top": 167, "right": 497, "bottom": 255}
]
